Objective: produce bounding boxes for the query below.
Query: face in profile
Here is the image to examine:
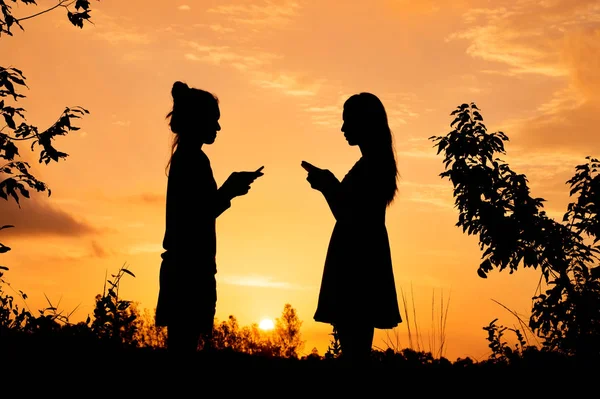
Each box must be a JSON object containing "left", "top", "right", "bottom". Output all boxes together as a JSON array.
[
  {"left": 341, "top": 107, "right": 365, "bottom": 146},
  {"left": 198, "top": 104, "right": 221, "bottom": 145}
]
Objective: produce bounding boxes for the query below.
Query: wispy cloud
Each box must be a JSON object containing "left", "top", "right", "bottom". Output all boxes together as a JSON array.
[
  {"left": 251, "top": 72, "right": 322, "bottom": 96},
  {"left": 185, "top": 42, "right": 279, "bottom": 70},
  {"left": 82, "top": 8, "right": 152, "bottom": 46},
  {"left": 178, "top": 5, "right": 191, "bottom": 11},
  {"left": 199, "top": 23, "right": 236, "bottom": 34},
  {"left": 126, "top": 242, "right": 163, "bottom": 255},
  {"left": 207, "top": 0, "right": 301, "bottom": 29},
  {"left": 184, "top": 41, "right": 323, "bottom": 97},
  {"left": 448, "top": 1, "right": 600, "bottom": 77},
  {"left": 220, "top": 274, "right": 313, "bottom": 290},
  {"left": 301, "top": 91, "right": 420, "bottom": 129},
  {"left": 95, "top": 30, "right": 151, "bottom": 45},
  {"left": 399, "top": 181, "right": 455, "bottom": 210},
  {"left": 447, "top": 0, "right": 600, "bottom": 156}
]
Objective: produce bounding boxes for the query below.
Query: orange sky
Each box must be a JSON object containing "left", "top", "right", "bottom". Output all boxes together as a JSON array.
[{"left": 1, "top": 0, "right": 599, "bottom": 360}]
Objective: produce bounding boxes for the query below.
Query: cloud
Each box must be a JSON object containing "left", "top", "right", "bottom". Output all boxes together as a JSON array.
[
  {"left": 195, "top": 23, "right": 236, "bottom": 34},
  {"left": 178, "top": 5, "right": 191, "bottom": 11},
  {"left": 95, "top": 31, "right": 151, "bottom": 45},
  {"left": 301, "top": 91, "right": 420, "bottom": 130},
  {"left": 447, "top": 0, "right": 600, "bottom": 155},
  {"left": 399, "top": 181, "right": 455, "bottom": 210},
  {"left": 303, "top": 105, "right": 341, "bottom": 127},
  {"left": 96, "top": 192, "right": 163, "bottom": 207},
  {"left": 85, "top": 9, "right": 152, "bottom": 45},
  {"left": 184, "top": 42, "right": 278, "bottom": 70},
  {"left": 90, "top": 240, "right": 109, "bottom": 258},
  {"left": 220, "top": 274, "right": 313, "bottom": 290},
  {"left": 130, "top": 193, "right": 164, "bottom": 206},
  {"left": 0, "top": 196, "right": 98, "bottom": 238},
  {"left": 184, "top": 41, "right": 323, "bottom": 97},
  {"left": 251, "top": 71, "right": 322, "bottom": 97},
  {"left": 126, "top": 242, "right": 163, "bottom": 255},
  {"left": 207, "top": 0, "right": 301, "bottom": 29},
  {"left": 448, "top": 1, "right": 600, "bottom": 77},
  {"left": 380, "top": 92, "right": 421, "bottom": 127}
]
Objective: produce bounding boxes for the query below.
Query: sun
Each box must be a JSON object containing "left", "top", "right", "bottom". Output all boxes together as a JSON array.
[{"left": 259, "top": 318, "right": 275, "bottom": 331}]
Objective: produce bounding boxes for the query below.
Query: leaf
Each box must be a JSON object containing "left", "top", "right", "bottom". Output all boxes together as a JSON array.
[
  {"left": 9, "top": 76, "right": 26, "bottom": 87},
  {"left": 75, "top": 0, "right": 91, "bottom": 11},
  {"left": 0, "top": 225, "right": 14, "bottom": 230},
  {"left": 121, "top": 268, "right": 136, "bottom": 278},
  {"left": 0, "top": 245, "right": 11, "bottom": 253},
  {"left": 3, "top": 113, "right": 16, "bottom": 129},
  {"left": 477, "top": 268, "right": 488, "bottom": 278},
  {"left": 0, "top": 266, "right": 8, "bottom": 270}
]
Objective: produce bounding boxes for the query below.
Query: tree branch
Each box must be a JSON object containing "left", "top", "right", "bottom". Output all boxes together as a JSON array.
[{"left": 15, "top": 0, "right": 74, "bottom": 23}]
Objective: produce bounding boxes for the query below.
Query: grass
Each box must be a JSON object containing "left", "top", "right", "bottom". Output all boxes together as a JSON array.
[{"left": 377, "top": 285, "right": 451, "bottom": 360}]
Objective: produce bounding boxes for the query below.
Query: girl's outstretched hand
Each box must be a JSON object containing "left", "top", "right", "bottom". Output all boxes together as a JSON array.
[
  {"left": 306, "top": 167, "right": 338, "bottom": 192},
  {"left": 221, "top": 167, "right": 264, "bottom": 199}
]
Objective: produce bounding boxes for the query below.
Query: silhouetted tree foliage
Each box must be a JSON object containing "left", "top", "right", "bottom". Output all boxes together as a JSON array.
[
  {"left": 0, "top": 2, "right": 97, "bottom": 339},
  {"left": 211, "top": 315, "right": 279, "bottom": 355},
  {"left": 1, "top": 0, "right": 96, "bottom": 36},
  {"left": 0, "top": 1, "right": 97, "bottom": 262},
  {"left": 430, "top": 103, "right": 600, "bottom": 360},
  {"left": 135, "top": 307, "right": 167, "bottom": 348},
  {"left": 90, "top": 264, "right": 138, "bottom": 346},
  {"left": 274, "top": 303, "right": 304, "bottom": 358},
  {"left": 325, "top": 326, "right": 341, "bottom": 359},
  {"left": 211, "top": 304, "right": 305, "bottom": 358}
]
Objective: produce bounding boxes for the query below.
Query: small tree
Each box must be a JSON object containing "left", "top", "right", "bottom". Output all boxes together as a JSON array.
[
  {"left": 135, "top": 308, "right": 167, "bottom": 349},
  {"left": 274, "top": 303, "right": 304, "bottom": 358},
  {"left": 429, "top": 103, "right": 600, "bottom": 360}
]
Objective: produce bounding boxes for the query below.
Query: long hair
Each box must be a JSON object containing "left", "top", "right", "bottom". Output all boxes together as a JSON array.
[
  {"left": 344, "top": 92, "right": 399, "bottom": 206},
  {"left": 165, "top": 81, "right": 219, "bottom": 175}
]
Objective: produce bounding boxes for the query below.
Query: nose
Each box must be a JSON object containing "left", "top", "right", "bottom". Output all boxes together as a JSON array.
[{"left": 216, "top": 122, "right": 221, "bottom": 131}]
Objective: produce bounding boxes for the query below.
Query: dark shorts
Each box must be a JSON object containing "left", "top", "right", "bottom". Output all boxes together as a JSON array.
[{"left": 155, "top": 256, "right": 216, "bottom": 334}]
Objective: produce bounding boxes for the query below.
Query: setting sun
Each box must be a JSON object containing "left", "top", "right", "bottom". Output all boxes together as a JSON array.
[{"left": 259, "top": 318, "right": 275, "bottom": 331}]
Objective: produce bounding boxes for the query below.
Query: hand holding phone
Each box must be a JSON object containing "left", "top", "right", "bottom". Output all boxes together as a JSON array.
[
  {"left": 222, "top": 166, "right": 265, "bottom": 199},
  {"left": 301, "top": 161, "right": 319, "bottom": 172},
  {"left": 238, "top": 166, "right": 264, "bottom": 184}
]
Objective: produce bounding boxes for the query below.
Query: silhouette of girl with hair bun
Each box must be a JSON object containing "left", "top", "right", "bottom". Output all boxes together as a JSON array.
[
  {"left": 156, "top": 81, "right": 264, "bottom": 354},
  {"left": 303, "top": 92, "right": 402, "bottom": 365}
]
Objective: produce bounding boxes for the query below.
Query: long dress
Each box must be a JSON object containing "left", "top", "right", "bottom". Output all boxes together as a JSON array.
[
  {"left": 155, "top": 145, "right": 231, "bottom": 332},
  {"left": 313, "top": 156, "right": 402, "bottom": 329}
]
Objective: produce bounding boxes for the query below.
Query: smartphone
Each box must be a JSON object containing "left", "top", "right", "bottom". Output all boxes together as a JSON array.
[{"left": 301, "top": 161, "right": 316, "bottom": 172}]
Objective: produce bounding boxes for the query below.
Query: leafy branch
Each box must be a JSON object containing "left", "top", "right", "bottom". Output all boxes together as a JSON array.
[
  {"left": 1, "top": 0, "right": 96, "bottom": 36},
  {"left": 0, "top": 0, "right": 99, "bottom": 271}
]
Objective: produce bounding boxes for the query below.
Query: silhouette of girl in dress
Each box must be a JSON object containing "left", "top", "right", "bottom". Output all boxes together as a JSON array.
[{"left": 303, "top": 92, "right": 402, "bottom": 364}]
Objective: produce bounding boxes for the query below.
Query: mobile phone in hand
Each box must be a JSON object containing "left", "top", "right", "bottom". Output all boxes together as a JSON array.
[{"left": 301, "top": 161, "right": 317, "bottom": 172}]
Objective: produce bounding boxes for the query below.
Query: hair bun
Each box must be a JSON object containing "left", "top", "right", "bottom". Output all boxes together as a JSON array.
[{"left": 172, "top": 81, "right": 189, "bottom": 100}]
